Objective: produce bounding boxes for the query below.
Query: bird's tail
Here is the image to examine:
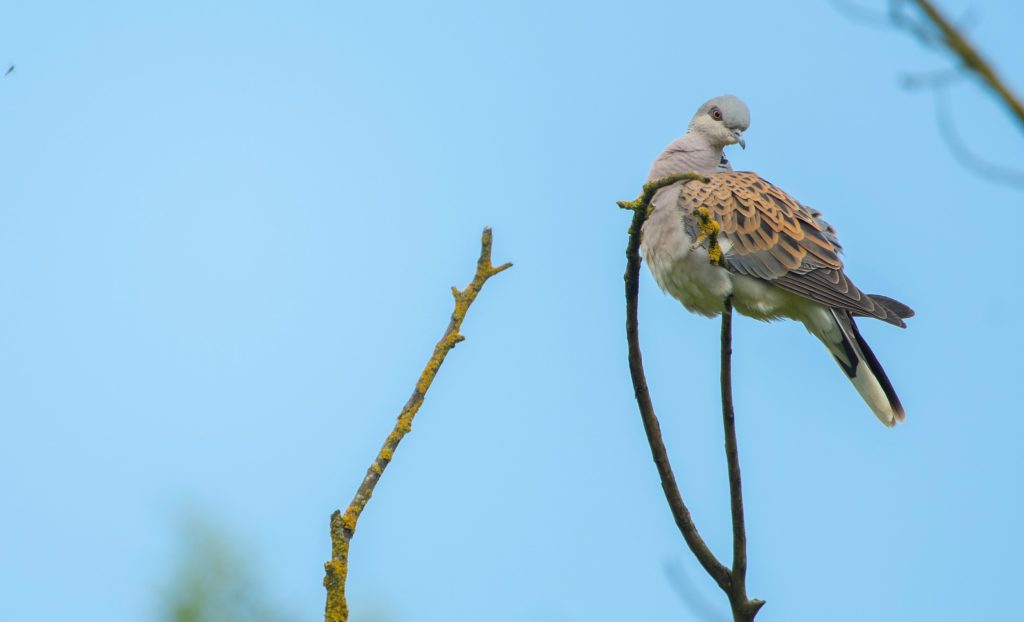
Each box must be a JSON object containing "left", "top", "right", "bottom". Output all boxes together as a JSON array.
[{"left": 820, "top": 309, "right": 906, "bottom": 426}]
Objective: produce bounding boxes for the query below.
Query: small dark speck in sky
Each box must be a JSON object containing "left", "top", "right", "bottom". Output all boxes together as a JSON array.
[{"left": 5, "top": 65, "right": 14, "bottom": 77}]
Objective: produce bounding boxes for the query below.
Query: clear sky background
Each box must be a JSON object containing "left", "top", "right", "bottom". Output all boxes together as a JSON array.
[{"left": 2, "top": 1, "right": 1022, "bottom": 621}]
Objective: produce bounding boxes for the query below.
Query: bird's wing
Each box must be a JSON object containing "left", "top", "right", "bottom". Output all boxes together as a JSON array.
[{"left": 676, "top": 171, "right": 908, "bottom": 327}]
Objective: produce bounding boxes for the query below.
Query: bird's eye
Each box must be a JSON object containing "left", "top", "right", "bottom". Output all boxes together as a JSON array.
[{"left": 710, "top": 107, "right": 723, "bottom": 121}]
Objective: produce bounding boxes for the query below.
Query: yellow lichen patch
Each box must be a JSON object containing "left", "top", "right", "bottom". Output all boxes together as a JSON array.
[
  {"left": 324, "top": 558, "right": 347, "bottom": 584},
  {"left": 340, "top": 509, "right": 358, "bottom": 532},
  {"left": 323, "top": 558, "right": 349, "bottom": 622},
  {"left": 383, "top": 433, "right": 401, "bottom": 451},
  {"left": 618, "top": 197, "right": 643, "bottom": 211},
  {"left": 380, "top": 447, "right": 393, "bottom": 461},
  {"left": 693, "top": 206, "right": 724, "bottom": 266},
  {"left": 621, "top": 174, "right": 700, "bottom": 213},
  {"left": 707, "top": 244, "right": 723, "bottom": 265},
  {"left": 415, "top": 353, "right": 444, "bottom": 394}
]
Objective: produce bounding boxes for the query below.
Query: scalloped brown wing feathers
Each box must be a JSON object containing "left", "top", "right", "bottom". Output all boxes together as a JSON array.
[{"left": 677, "top": 172, "right": 908, "bottom": 327}]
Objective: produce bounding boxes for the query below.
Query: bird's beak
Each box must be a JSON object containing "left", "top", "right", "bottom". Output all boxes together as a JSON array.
[{"left": 732, "top": 129, "right": 745, "bottom": 149}]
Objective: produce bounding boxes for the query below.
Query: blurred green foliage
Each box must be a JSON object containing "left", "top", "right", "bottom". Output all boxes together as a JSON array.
[{"left": 160, "top": 517, "right": 295, "bottom": 622}]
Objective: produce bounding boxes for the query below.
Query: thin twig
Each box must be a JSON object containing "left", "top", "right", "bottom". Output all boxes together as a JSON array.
[
  {"left": 720, "top": 298, "right": 744, "bottom": 579},
  {"left": 931, "top": 86, "right": 1024, "bottom": 188},
  {"left": 890, "top": 0, "right": 946, "bottom": 49},
  {"left": 323, "top": 228, "right": 511, "bottom": 622},
  {"left": 827, "top": 0, "right": 894, "bottom": 29},
  {"left": 720, "top": 298, "right": 764, "bottom": 621},
  {"left": 897, "top": 70, "right": 1024, "bottom": 186},
  {"left": 899, "top": 67, "right": 963, "bottom": 90},
  {"left": 907, "top": 0, "right": 1024, "bottom": 130}
]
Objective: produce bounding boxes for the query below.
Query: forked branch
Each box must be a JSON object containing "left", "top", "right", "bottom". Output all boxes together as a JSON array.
[{"left": 621, "top": 176, "right": 763, "bottom": 621}]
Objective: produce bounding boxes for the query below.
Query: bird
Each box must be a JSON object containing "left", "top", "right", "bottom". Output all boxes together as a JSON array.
[{"left": 640, "top": 95, "right": 913, "bottom": 426}]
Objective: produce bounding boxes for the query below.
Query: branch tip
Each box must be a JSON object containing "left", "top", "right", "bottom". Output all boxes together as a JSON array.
[
  {"left": 617, "top": 171, "right": 710, "bottom": 214},
  {"left": 490, "top": 261, "right": 513, "bottom": 276},
  {"left": 479, "top": 227, "right": 495, "bottom": 258}
]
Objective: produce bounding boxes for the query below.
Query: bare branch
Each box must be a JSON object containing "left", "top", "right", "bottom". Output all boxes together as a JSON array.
[
  {"left": 906, "top": 0, "right": 1024, "bottom": 130},
  {"left": 323, "top": 228, "right": 511, "bottom": 622},
  {"left": 720, "top": 298, "right": 764, "bottom": 621},
  {"left": 621, "top": 174, "right": 730, "bottom": 592}
]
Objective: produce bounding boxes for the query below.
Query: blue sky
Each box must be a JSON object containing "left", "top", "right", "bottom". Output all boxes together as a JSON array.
[{"left": 2, "top": 1, "right": 1023, "bottom": 621}]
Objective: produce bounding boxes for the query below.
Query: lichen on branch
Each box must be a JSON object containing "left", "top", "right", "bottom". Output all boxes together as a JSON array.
[
  {"left": 617, "top": 171, "right": 710, "bottom": 213},
  {"left": 692, "top": 206, "right": 723, "bottom": 266},
  {"left": 323, "top": 228, "right": 511, "bottom": 622}
]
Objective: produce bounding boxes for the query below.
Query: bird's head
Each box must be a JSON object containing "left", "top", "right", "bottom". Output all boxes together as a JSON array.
[{"left": 687, "top": 94, "right": 750, "bottom": 149}]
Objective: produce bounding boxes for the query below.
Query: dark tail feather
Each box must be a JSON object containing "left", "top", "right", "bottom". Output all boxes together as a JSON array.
[
  {"left": 830, "top": 310, "right": 906, "bottom": 426},
  {"left": 868, "top": 294, "right": 915, "bottom": 321}
]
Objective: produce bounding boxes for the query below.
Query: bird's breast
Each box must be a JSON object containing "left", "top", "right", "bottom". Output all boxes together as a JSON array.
[{"left": 640, "top": 187, "right": 733, "bottom": 317}]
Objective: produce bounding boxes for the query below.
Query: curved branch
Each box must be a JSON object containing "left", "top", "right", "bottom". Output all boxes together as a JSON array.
[
  {"left": 622, "top": 174, "right": 731, "bottom": 592},
  {"left": 930, "top": 87, "right": 1024, "bottom": 188},
  {"left": 323, "top": 228, "right": 511, "bottom": 622}
]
